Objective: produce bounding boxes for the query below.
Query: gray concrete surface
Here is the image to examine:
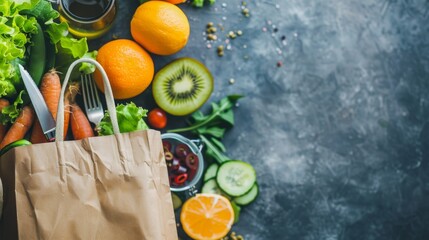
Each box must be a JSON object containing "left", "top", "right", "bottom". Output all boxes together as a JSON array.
[{"left": 90, "top": 0, "right": 429, "bottom": 239}]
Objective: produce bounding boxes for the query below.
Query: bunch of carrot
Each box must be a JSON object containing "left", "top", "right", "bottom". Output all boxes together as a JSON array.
[
  {"left": 0, "top": 69, "right": 95, "bottom": 151},
  {"left": 0, "top": 102, "right": 34, "bottom": 149}
]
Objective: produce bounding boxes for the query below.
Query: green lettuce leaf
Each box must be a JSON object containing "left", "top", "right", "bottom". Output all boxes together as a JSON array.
[
  {"left": 45, "top": 21, "right": 68, "bottom": 44},
  {"left": 12, "top": 0, "right": 40, "bottom": 12},
  {"left": 22, "top": 0, "right": 59, "bottom": 23},
  {"left": 55, "top": 36, "right": 91, "bottom": 81},
  {"left": 0, "top": 12, "right": 37, "bottom": 98},
  {"left": 0, "top": 90, "right": 25, "bottom": 124},
  {"left": 97, "top": 103, "right": 149, "bottom": 136},
  {"left": 0, "top": 77, "right": 16, "bottom": 97},
  {"left": 0, "top": 0, "right": 92, "bottom": 123},
  {"left": 79, "top": 50, "right": 98, "bottom": 74}
]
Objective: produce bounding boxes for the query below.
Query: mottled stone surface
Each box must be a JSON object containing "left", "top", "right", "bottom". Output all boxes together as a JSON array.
[{"left": 90, "top": 0, "right": 429, "bottom": 239}]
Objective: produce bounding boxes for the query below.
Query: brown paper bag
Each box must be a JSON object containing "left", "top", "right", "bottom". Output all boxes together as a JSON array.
[{"left": 0, "top": 58, "right": 178, "bottom": 239}]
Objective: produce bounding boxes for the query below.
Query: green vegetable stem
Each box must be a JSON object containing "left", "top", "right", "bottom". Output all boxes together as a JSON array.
[{"left": 168, "top": 95, "right": 242, "bottom": 164}]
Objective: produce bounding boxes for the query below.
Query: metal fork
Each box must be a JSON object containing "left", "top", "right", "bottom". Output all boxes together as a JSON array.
[{"left": 81, "top": 73, "right": 104, "bottom": 125}]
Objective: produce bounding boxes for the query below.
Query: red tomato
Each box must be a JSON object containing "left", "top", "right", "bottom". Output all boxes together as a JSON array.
[{"left": 148, "top": 108, "right": 167, "bottom": 129}]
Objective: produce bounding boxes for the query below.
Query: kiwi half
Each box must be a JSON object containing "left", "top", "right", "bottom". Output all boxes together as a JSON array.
[{"left": 152, "top": 58, "right": 213, "bottom": 116}]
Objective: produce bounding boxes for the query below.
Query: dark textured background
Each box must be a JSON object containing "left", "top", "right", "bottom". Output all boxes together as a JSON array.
[{"left": 90, "top": 0, "right": 429, "bottom": 239}]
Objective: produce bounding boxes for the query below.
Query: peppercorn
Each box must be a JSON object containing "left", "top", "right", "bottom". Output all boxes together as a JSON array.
[
  {"left": 228, "top": 31, "right": 237, "bottom": 39},
  {"left": 207, "top": 27, "right": 217, "bottom": 33},
  {"left": 242, "top": 8, "right": 250, "bottom": 17},
  {"left": 207, "top": 34, "right": 217, "bottom": 40}
]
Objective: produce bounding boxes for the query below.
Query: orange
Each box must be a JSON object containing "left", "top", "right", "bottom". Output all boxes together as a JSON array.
[
  {"left": 160, "top": 0, "right": 186, "bottom": 4},
  {"left": 94, "top": 39, "right": 154, "bottom": 99},
  {"left": 130, "top": 1, "right": 190, "bottom": 55},
  {"left": 180, "top": 194, "right": 234, "bottom": 240}
]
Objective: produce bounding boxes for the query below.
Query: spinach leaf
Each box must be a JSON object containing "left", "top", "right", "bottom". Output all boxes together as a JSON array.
[
  {"left": 168, "top": 95, "right": 242, "bottom": 134},
  {"left": 168, "top": 95, "right": 242, "bottom": 164},
  {"left": 196, "top": 126, "right": 225, "bottom": 139},
  {"left": 199, "top": 134, "right": 229, "bottom": 163}
]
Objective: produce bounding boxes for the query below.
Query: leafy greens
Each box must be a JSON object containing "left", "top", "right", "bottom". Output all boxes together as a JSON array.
[
  {"left": 168, "top": 95, "right": 243, "bottom": 164},
  {"left": 0, "top": 0, "right": 92, "bottom": 123},
  {"left": 191, "top": 0, "right": 216, "bottom": 8},
  {"left": 96, "top": 103, "right": 149, "bottom": 136}
]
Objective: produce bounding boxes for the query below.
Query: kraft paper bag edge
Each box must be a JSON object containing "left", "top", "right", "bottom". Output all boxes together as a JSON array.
[
  {"left": 1, "top": 129, "right": 178, "bottom": 240},
  {"left": 144, "top": 130, "right": 178, "bottom": 239}
]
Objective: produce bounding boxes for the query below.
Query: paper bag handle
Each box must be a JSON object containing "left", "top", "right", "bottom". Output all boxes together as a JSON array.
[{"left": 55, "top": 58, "right": 120, "bottom": 141}]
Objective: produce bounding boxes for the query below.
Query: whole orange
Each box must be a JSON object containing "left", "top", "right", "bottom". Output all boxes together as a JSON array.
[
  {"left": 94, "top": 39, "right": 154, "bottom": 99},
  {"left": 130, "top": 1, "right": 190, "bottom": 55}
]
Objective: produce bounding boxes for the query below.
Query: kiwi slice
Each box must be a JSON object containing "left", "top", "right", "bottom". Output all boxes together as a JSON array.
[{"left": 152, "top": 58, "right": 213, "bottom": 116}]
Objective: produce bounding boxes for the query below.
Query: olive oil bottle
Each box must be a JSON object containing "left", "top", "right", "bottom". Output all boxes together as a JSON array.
[{"left": 58, "top": 0, "right": 117, "bottom": 39}]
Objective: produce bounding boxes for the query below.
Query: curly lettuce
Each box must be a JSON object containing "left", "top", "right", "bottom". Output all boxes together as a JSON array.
[
  {"left": 96, "top": 103, "right": 149, "bottom": 136},
  {"left": 0, "top": 0, "right": 38, "bottom": 97},
  {"left": 0, "top": 0, "right": 92, "bottom": 123},
  {"left": 0, "top": 90, "right": 24, "bottom": 125}
]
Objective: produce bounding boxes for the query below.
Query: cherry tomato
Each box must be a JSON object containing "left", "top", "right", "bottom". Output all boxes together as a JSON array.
[{"left": 148, "top": 108, "right": 167, "bottom": 129}]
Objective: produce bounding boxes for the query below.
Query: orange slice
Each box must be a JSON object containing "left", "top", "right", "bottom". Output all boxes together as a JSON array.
[{"left": 180, "top": 194, "right": 234, "bottom": 240}]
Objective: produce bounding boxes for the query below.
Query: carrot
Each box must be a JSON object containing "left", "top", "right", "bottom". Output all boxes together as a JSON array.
[
  {"left": 0, "top": 99, "right": 10, "bottom": 143},
  {"left": 70, "top": 103, "right": 94, "bottom": 140},
  {"left": 30, "top": 119, "right": 46, "bottom": 144},
  {"left": 63, "top": 82, "right": 79, "bottom": 139},
  {"left": 0, "top": 106, "right": 34, "bottom": 149},
  {"left": 30, "top": 69, "right": 61, "bottom": 143},
  {"left": 30, "top": 71, "right": 80, "bottom": 142},
  {"left": 41, "top": 69, "right": 61, "bottom": 118}
]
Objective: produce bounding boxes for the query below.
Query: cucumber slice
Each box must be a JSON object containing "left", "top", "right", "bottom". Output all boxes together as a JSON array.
[
  {"left": 204, "top": 163, "right": 219, "bottom": 182},
  {"left": 231, "top": 201, "right": 241, "bottom": 224},
  {"left": 201, "top": 179, "right": 231, "bottom": 199},
  {"left": 216, "top": 160, "right": 256, "bottom": 197},
  {"left": 202, "top": 178, "right": 222, "bottom": 194},
  {"left": 0, "top": 139, "right": 32, "bottom": 157},
  {"left": 234, "top": 183, "right": 259, "bottom": 206}
]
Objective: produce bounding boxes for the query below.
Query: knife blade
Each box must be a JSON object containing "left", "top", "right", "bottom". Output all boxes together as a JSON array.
[{"left": 18, "top": 64, "right": 56, "bottom": 141}]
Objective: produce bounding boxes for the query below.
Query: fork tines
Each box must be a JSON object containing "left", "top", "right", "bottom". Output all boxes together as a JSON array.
[{"left": 81, "top": 74, "right": 102, "bottom": 111}]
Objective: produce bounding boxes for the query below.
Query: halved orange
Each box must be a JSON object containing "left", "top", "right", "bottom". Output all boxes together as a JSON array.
[{"left": 180, "top": 194, "right": 234, "bottom": 240}]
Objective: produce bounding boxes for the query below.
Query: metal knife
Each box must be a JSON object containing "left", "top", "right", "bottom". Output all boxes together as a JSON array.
[{"left": 18, "top": 64, "right": 56, "bottom": 141}]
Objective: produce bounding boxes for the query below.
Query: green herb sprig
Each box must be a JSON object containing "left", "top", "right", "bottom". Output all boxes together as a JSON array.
[
  {"left": 168, "top": 95, "right": 242, "bottom": 164},
  {"left": 191, "top": 0, "right": 216, "bottom": 8}
]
